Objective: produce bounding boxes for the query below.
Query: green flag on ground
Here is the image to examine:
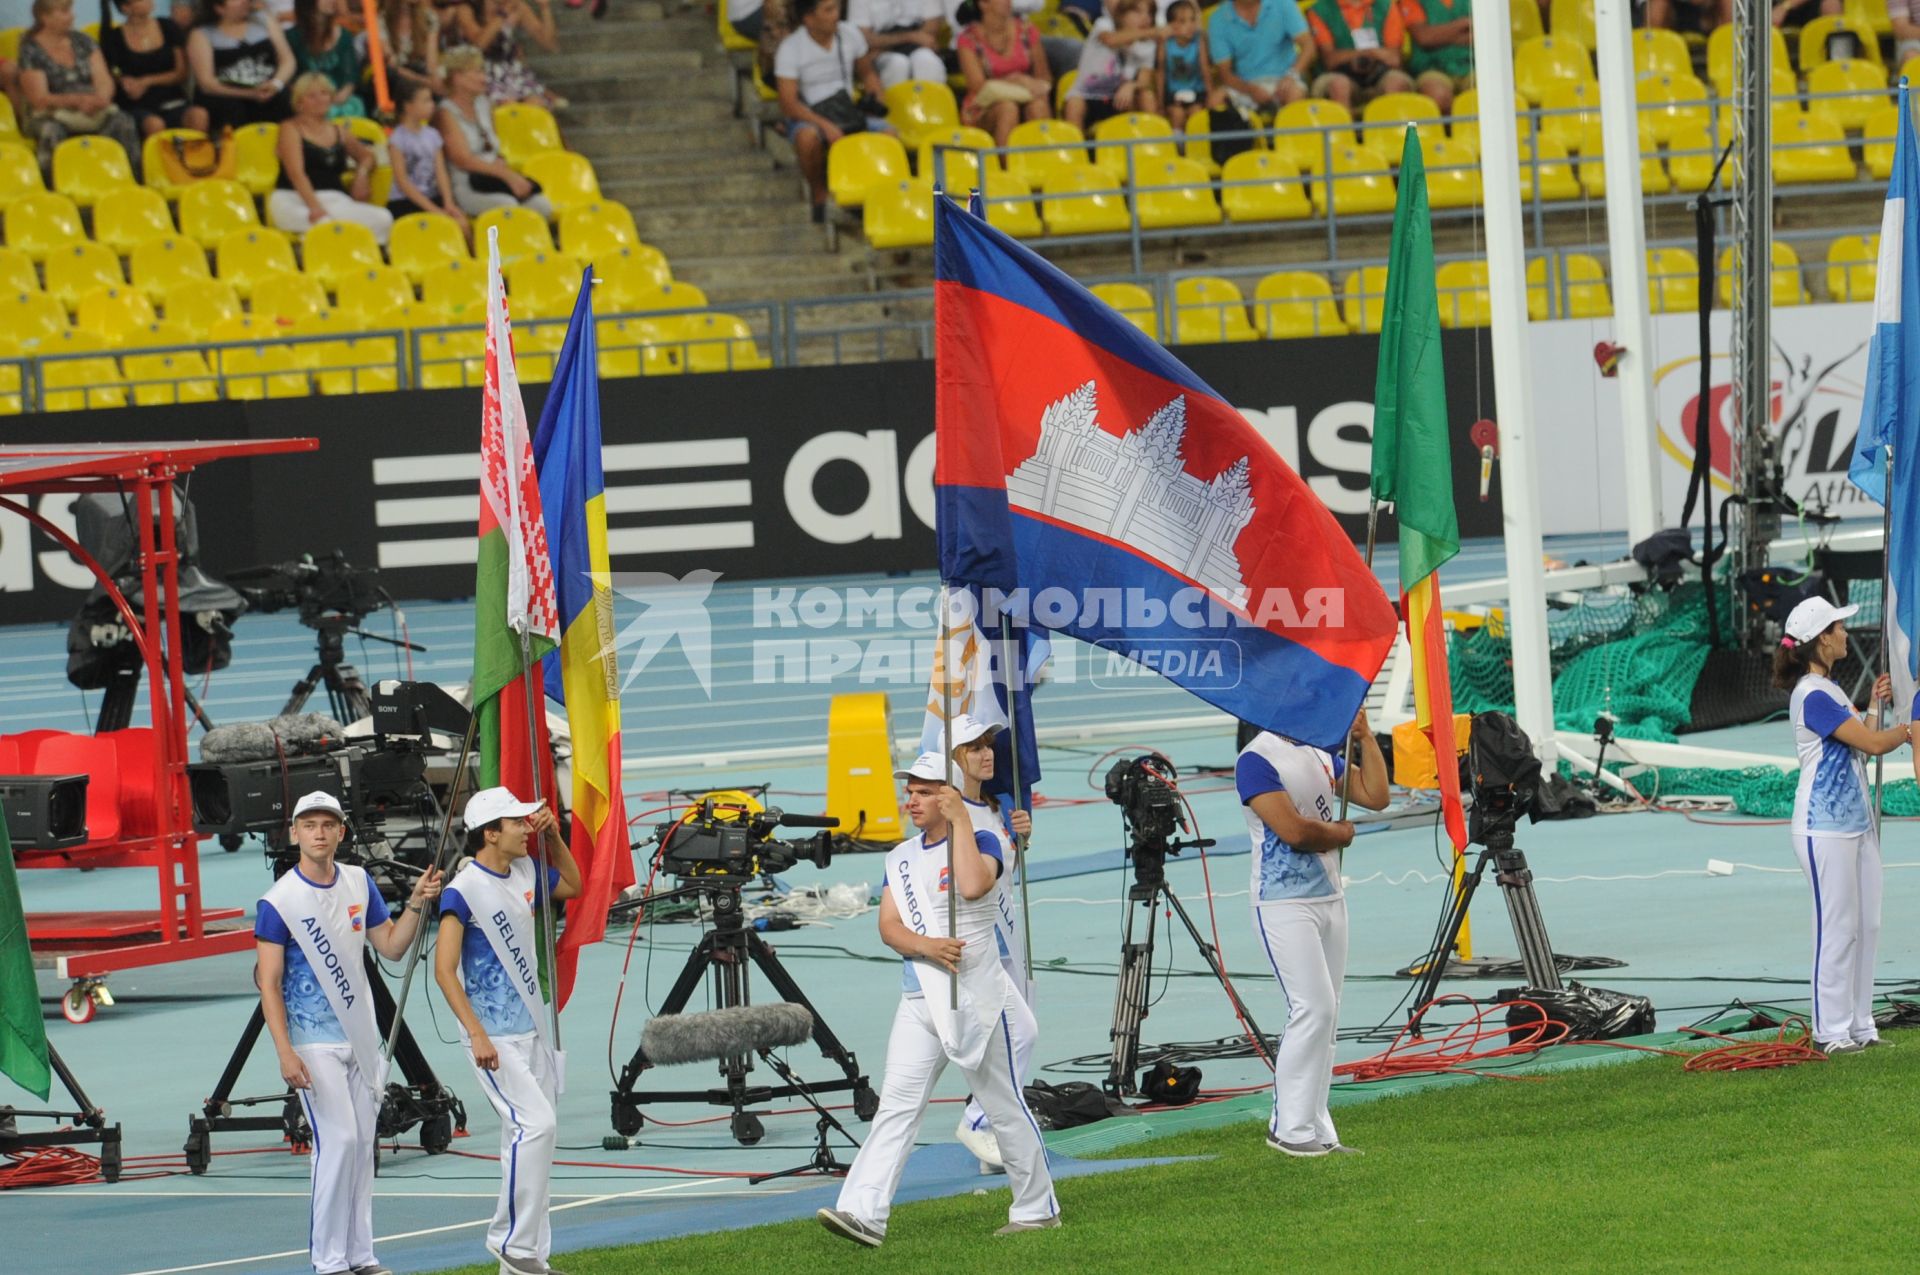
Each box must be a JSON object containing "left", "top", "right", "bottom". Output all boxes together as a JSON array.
[
  {"left": 0, "top": 818, "right": 52, "bottom": 1100},
  {"left": 1370, "top": 125, "right": 1461, "bottom": 591}
]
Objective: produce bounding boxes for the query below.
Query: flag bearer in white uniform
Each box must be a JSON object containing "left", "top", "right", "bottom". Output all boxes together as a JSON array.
[
  {"left": 255, "top": 791, "right": 443, "bottom": 1275},
  {"left": 1773, "top": 597, "right": 1909, "bottom": 1056},
  {"left": 943, "top": 713, "right": 1035, "bottom": 1173},
  {"left": 436, "top": 787, "right": 582, "bottom": 1275},
  {"left": 817, "top": 753, "right": 1060, "bottom": 1247},
  {"left": 1236, "top": 710, "right": 1387, "bottom": 1157}
]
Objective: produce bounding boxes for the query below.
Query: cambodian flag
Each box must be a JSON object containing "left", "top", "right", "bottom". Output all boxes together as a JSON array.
[{"left": 933, "top": 199, "right": 1398, "bottom": 751}]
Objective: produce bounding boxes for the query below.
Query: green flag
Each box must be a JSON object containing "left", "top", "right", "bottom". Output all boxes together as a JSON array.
[
  {"left": 1370, "top": 126, "right": 1461, "bottom": 592},
  {"left": 0, "top": 818, "right": 52, "bottom": 1101}
]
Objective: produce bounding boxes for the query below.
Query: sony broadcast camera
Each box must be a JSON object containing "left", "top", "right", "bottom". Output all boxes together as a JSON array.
[
  {"left": 655, "top": 796, "right": 840, "bottom": 884},
  {"left": 1464, "top": 711, "right": 1543, "bottom": 847},
  {"left": 229, "top": 551, "right": 387, "bottom": 630},
  {"left": 1105, "top": 752, "right": 1192, "bottom": 858}
]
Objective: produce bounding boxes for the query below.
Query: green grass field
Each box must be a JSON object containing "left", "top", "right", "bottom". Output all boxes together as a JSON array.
[{"left": 433, "top": 1035, "right": 1920, "bottom": 1275}]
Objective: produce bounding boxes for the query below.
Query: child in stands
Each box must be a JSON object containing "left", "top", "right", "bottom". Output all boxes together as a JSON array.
[
  {"left": 386, "top": 81, "right": 470, "bottom": 241},
  {"left": 1064, "top": 0, "right": 1159, "bottom": 130}
]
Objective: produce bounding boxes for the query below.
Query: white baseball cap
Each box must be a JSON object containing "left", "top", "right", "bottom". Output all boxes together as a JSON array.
[
  {"left": 1784, "top": 597, "right": 1859, "bottom": 645},
  {"left": 942, "top": 713, "right": 999, "bottom": 750},
  {"left": 463, "top": 786, "right": 543, "bottom": 831},
  {"left": 894, "top": 751, "right": 963, "bottom": 784},
  {"left": 290, "top": 791, "right": 345, "bottom": 820}
]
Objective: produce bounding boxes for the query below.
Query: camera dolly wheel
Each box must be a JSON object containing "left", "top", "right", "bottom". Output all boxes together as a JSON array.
[
  {"left": 183, "top": 1118, "right": 211, "bottom": 1175},
  {"left": 419, "top": 1111, "right": 454, "bottom": 1155},
  {"left": 61, "top": 980, "right": 109, "bottom": 1025},
  {"left": 730, "top": 1112, "right": 765, "bottom": 1146},
  {"left": 610, "top": 1099, "right": 645, "bottom": 1139},
  {"left": 99, "top": 1128, "right": 123, "bottom": 1183},
  {"left": 854, "top": 1085, "right": 879, "bottom": 1121}
]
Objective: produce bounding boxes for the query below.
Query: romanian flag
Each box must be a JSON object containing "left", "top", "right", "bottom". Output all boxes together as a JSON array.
[
  {"left": 532, "top": 271, "right": 636, "bottom": 1010},
  {"left": 1371, "top": 129, "right": 1467, "bottom": 851}
]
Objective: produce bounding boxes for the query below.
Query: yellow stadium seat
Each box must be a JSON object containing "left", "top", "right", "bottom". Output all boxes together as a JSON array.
[
  {"left": 38, "top": 329, "right": 127, "bottom": 411},
  {"left": 494, "top": 103, "right": 563, "bottom": 169},
  {"left": 1435, "top": 260, "right": 1492, "bottom": 328},
  {"left": 596, "top": 316, "right": 682, "bottom": 377},
  {"left": 1509, "top": 0, "right": 1544, "bottom": 43},
  {"left": 340, "top": 118, "right": 392, "bottom": 206},
  {"left": 1253, "top": 270, "right": 1347, "bottom": 338},
  {"left": 164, "top": 277, "right": 242, "bottom": 335},
  {"left": 1524, "top": 256, "right": 1552, "bottom": 320},
  {"left": 1806, "top": 59, "right": 1888, "bottom": 134},
  {"left": 1090, "top": 112, "right": 1178, "bottom": 180},
  {"left": 521, "top": 151, "right": 600, "bottom": 212},
  {"left": 1577, "top": 119, "right": 1670, "bottom": 197},
  {"left": 1518, "top": 136, "right": 1582, "bottom": 201},
  {"left": 1032, "top": 8, "right": 1082, "bottom": 37},
  {"left": 1538, "top": 80, "right": 1601, "bottom": 155},
  {"left": 0, "top": 290, "right": 71, "bottom": 354},
  {"left": 1845, "top": 0, "right": 1893, "bottom": 36},
  {"left": 92, "top": 186, "right": 175, "bottom": 256},
  {"left": 1220, "top": 151, "right": 1312, "bottom": 222},
  {"left": 1006, "top": 119, "right": 1089, "bottom": 191},
  {"left": 1635, "top": 73, "right": 1711, "bottom": 146},
  {"left": 0, "top": 90, "right": 17, "bottom": 142},
  {"left": 1088, "top": 282, "right": 1157, "bottom": 339},
  {"left": 1560, "top": 253, "right": 1612, "bottom": 317},
  {"left": 474, "top": 205, "right": 553, "bottom": 266},
  {"left": 1173, "top": 276, "right": 1258, "bottom": 344},
  {"left": 1271, "top": 99, "right": 1358, "bottom": 175},
  {"left": 1717, "top": 240, "right": 1808, "bottom": 307},
  {"left": 1799, "top": 15, "right": 1881, "bottom": 70},
  {"left": 51, "top": 135, "right": 134, "bottom": 209},
  {"left": 44, "top": 242, "right": 125, "bottom": 314},
  {"left": 1707, "top": 24, "right": 1792, "bottom": 98},
  {"left": 0, "top": 246, "right": 35, "bottom": 295},
  {"left": 557, "top": 200, "right": 640, "bottom": 262},
  {"left": 1042, "top": 166, "right": 1132, "bottom": 235},
  {"left": 1904, "top": 53, "right": 1920, "bottom": 84},
  {"left": 417, "top": 257, "right": 488, "bottom": 321},
  {"left": 624, "top": 280, "right": 709, "bottom": 313},
  {"left": 595, "top": 245, "right": 675, "bottom": 312},
  {"left": 251, "top": 270, "right": 329, "bottom": 328},
  {"left": 140, "top": 128, "right": 206, "bottom": 202},
  {"left": 390, "top": 212, "right": 472, "bottom": 285},
  {"left": 178, "top": 179, "right": 260, "bottom": 250},
  {"left": 336, "top": 266, "right": 417, "bottom": 320},
  {"left": 122, "top": 348, "right": 219, "bottom": 405},
  {"left": 1664, "top": 125, "right": 1719, "bottom": 194},
  {"left": 5, "top": 191, "right": 85, "bottom": 261},
  {"left": 883, "top": 79, "right": 960, "bottom": 152},
  {"left": 129, "top": 233, "right": 213, "bottom": 304},
  {"left": 1054, "top": 69, "right": 1079, "bottom": 116},
  {"left": 300, "top": 309, "right": 403, "bottom": 395},
  {"left": 115, "top": 319, "right": 194, "bottom": 351},
  {"left": 670, "top": 312, "right": 772, "bottom": 374},
  {"left": 1647, "top": 246, "right": 1700, "bottom": 313},
  {"left": 209, "top": 315, "right": 309, "bottom": 398},
  {"left": 1341, "top": 265, "right": 1389, "bottom": 334},
  {"left": 862, "top": 180, "right": 936, "bottom": 249},
  {"left": 0, "top": 142, "right": 45, "bottom": 213},
  {"left": 1632, "top": 27, "right": 1691, "bottom": 77},
  {"left": 1826, "top": 233, "right": 1878, "bottom": 301},
  {"left": 1513, "top": 35, "right": 1593, "bottom": 106},
  {"left": 216, "top": 226, "right": 297, "bottom": 300},
  {"left": 1772, "top": 114, "right": 1858, "bottom": 184},
  {"left": 508, "top": 252, "right": 583, "bottom": 322},
  {"left": 828, "top": 132, "right": 912, "bottom": 210},
  {"left": 300, "top": 219, "right": 383, "bottom": 294},
  {"left": 414, "top": 325, "right": 486, "bottom": 388},
  {"left": 1362, "top": 92, "right": 1444, "bottom": 163},
  {"left": 1134, "top": 157, "right": 1220, "bottom": 229},
  {"left": 1316, "top": 144, "right": 1397, "bottom": 216},
  {"left": 1452, "top": 89, "right": 1530, "bottom": 150},
  {"left": 1424, "top": 137, "right": 1484, "bottom": 208},
  {"left": 1180, "top": 111, "right": 1225, "bottom": 178},
  {"left": 74, "top": 284, "right": 158, "bottom": 341},
  {"left": 228, "top": 122, "right": 281, "bottom": 197},
  {"left": 1865, "top": 104, "right": 1898, "bottom": 179},
  {"left": 1548, "top": 0, "right": 1594, "bottom": 49},
  {"left": 917, "top": 126, "right": 996, "bottom": 190},
  {"left": 980, "top": 168, "right": 1043, "bottom": 238}
]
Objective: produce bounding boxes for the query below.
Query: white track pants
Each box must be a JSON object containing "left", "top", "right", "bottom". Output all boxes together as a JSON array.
[
  {"left": 1253, "top": 897, "right": 1347, "bottom": 1147},
  {"left": 961, "top": 949, "right": 1034, "bottom": 1135},
  {"left": 295, "top": 1044, "right": 379, "bottom": 1275},
  {"left": 837, "top": 995, "right": 1058, "bottom": 1233},
  {"left": 1795, "top": 831, "right": 1883, "bottom": 1045},
  {"left": 467, "top": 1032, "right": 558, "bottom": 1264}
]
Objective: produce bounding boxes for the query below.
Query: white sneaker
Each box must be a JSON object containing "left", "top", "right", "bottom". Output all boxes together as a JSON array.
[
  {"left": 1821, "top": 1039, "right": 1866, "bottom": 1056},
  {"left": 955, "top": 1115, "right": 1004, "bottom": 1170},
  {"left": 817, "top": 1207, "right": 885, "bottom": 1247},
  {"left": 1266, "top": 1134, "right": 1328, "bottom": 1157}
]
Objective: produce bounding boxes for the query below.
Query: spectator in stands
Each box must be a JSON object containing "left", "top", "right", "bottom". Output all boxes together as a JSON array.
[
  {"left": 1398, "top": 0, "right": 1468, "bottom": 113},
  {"left": 445, "top": 0, "right": 562, "bottom": 108},
  {"left": 1642, "top": 0, "right": 1731, "bottom": 31},
  {"left": 848, "top": 0, "right": 945, "bottom": 89},
  {"left": 267, "top": 71, "right": 393, "bottom": 240},
  {"left": 1771, "top": 0, "right": 1841, "bottom": 29},
  {"left": 1891, "top": 0, "right": 1920, "bottom": 68},
  {"left": 17, "top": 0, "right": 143, "bottom": 177},
  {"left": 1209, "top": 0, "right": 1311, "bottom": 118},
  {"left": 288, "top": 0, "right": 367, "bottom": 118},
  {"left": 1063, "top": 0, "right": 1158, "bottom": 130},
  {"left": 947, "top": 0, "right": 1082, "bottom": 81},
  {"left": 436, "top": 45, "right": 557, "bottom": 216},
  {"left": 373, "top": 0, "right": 444, "bottom": 96},
  {"left": 102, "top": 0, "right": 209, "bottom": 137},
  {"left": 388, "top": 80, "right": 469, "bottom": 238},
  {"left": 1305, "top": 0, "right": 1413, "bottom": 109},
  {"left": 955, "top": 0, "right": 1051, "bottom": 146},
  {"left": 776, "top": 0, "right": 890, "bottom": 221},
  {"left": 187, "top": 0, "right": 296, "bottom": 132},
  {"left": 753, "top": 0, "right": 793, "bottom": 83},
  {"left": 1158, "top": 0, "right": 1222, "bottom": 133}
]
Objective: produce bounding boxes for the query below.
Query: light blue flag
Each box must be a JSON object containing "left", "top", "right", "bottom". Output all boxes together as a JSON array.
[{"left": 1848, "top": 83, "right": 1920, "bottom": 718}]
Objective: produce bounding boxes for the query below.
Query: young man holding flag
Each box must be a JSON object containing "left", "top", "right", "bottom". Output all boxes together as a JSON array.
[{"left": 436, "top": 786, "right": 581, "bottom": 1275}]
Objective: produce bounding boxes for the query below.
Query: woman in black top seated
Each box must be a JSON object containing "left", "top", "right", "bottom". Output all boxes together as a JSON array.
[
  {"left": 265, "top": 72, "right": 394, "bottom": 243},
  {"left": 186, "top": 0, "right": 296, "bottom": 132},
  {"left": 101, "top": 0, "right": 208, "bottom": 136}
]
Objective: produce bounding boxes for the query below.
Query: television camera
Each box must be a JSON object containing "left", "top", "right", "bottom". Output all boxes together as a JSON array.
[
  {"left": 654, "top": 794, "right": 838, "bottom": 883},
  {"left": 228, "top": 552, "right": 420, "bottom": 723}
]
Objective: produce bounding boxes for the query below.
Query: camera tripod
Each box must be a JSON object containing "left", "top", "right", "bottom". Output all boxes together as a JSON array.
[
  {"left": 1106, "top": 838, "right": 1273, "bottom": 1100},
  {"left": 183, "top": 949, "right": 465, "bottom": 1173},
  {"left": 1407, "top": 825, "right": 1562, "bottom": 1034},
  {"left": 283, "top": 618, "right": 423, "bottom": 723},
  {"left": 0, "top": 1044, "right": 123, "bottom": 1182},
  {"left": 610, "top": 879, "right": 878, "bottom": 1146}
]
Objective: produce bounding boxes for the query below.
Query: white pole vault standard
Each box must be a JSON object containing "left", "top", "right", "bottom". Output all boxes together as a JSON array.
[
  {"left": 1469, "top": 6, "right": 1556, "bottom": 755},
  {"left": 1592, "top": 0, "right": 1664, "bottom": 547}
]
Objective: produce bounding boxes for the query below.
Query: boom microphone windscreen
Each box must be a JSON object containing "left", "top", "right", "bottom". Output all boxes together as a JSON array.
[{"left": 641, "top": 1003, "right": 815, "bottom": 1065}]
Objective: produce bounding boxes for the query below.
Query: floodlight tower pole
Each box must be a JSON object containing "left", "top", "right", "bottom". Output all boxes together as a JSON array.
[
  {"left": 1729, "top": 0, "right": 1776, "bottom": 639},
  {"left": 1469, "top": 0, "right": 1555, "bottom": 755}
]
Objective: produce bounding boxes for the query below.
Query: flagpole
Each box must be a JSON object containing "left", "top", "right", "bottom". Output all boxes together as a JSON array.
[
  {"left": 939, "top": 584, "right": 958, "bottom": 1011},
  {"left": 1339, "top": 499, "right": 1380, "bottom": 820},
  {"left": 1874, "top": 446, "right": 1893, "bottom": 839},
  {"left": 383, "top": 710, "right": 479, "bottom": 1062},
  {"left": 520, "top": 629, "right": 562, "bottom": 1046},
  {"left": 998, "top": 613, "right": 1034, "bottom": 984}
]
